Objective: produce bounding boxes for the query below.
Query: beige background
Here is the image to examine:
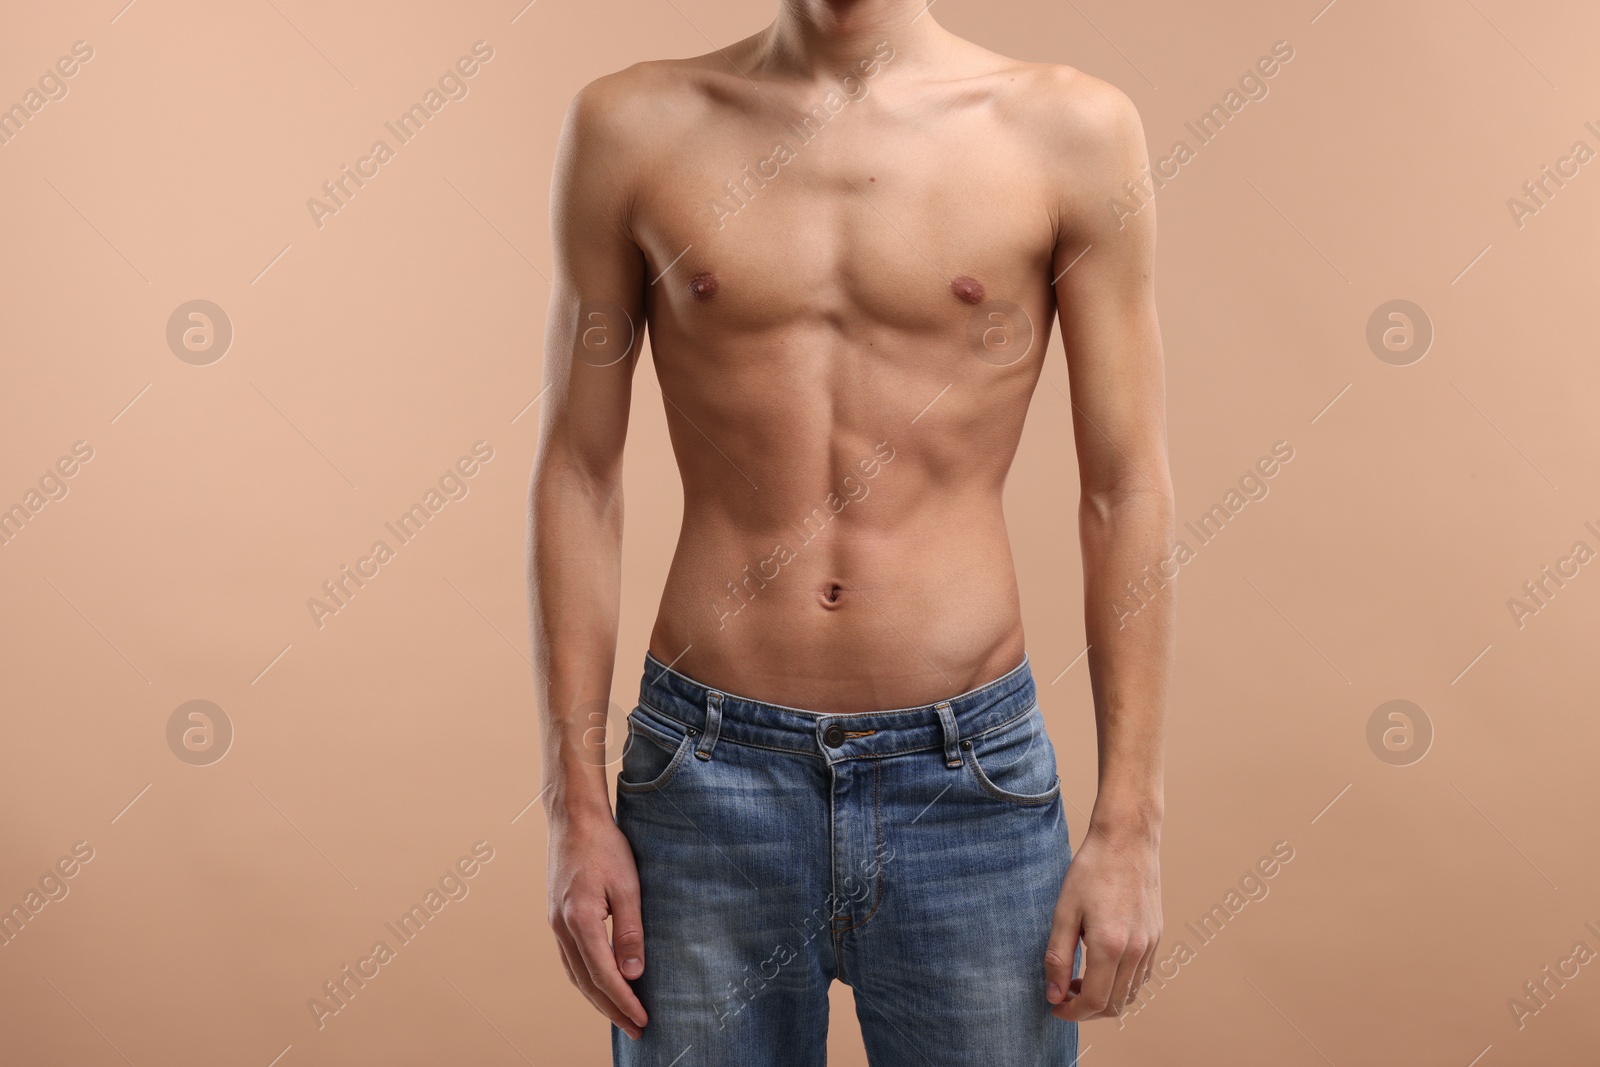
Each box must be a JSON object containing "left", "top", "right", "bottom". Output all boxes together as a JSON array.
[{"left": 2, "top": 0, "right": 1597, "bottom": 1064}]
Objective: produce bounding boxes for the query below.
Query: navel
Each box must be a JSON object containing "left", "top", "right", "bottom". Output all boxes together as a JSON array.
[
  {"left": 950, "top": 275, "right": 985, "bottom": 305},
  {"left": 688, "top": 271, "right": 719, "bottom": 300}
]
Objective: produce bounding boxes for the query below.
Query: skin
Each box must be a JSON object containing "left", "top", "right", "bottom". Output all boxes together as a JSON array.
[{"left": 529, "top": 0, "right": 1174, "bottom": 1041}]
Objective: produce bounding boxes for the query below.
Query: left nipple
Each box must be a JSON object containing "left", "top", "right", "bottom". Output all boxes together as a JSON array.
[
  {"left": 688, "top": 271, "right": 719, "bottom": 300},
  {"left": 950, "top": 275, "right": 985, "bottom": 305}
]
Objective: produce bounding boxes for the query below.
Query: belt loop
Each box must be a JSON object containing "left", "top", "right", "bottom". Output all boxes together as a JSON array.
[
  {"left": 696, "top": 691, "right": 724, "bottom": 761},
  {"left": 936, "top": 701, "right": 961, "bottom": 767}
]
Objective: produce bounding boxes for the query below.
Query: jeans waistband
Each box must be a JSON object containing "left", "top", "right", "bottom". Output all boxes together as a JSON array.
[{"left": 637, "top": 650, "right": 1038, "bottom": 763}]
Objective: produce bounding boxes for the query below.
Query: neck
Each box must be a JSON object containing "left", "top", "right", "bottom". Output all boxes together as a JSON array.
[{"left": 760, "top": 0, "right": 946, "bottom": 78}]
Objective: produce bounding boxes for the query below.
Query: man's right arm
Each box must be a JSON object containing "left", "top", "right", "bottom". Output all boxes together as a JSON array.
[{"left": 527, "top": 72, "right": 650, "bottom": 1039}]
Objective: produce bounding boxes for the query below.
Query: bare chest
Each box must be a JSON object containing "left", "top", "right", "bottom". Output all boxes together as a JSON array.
[{"left": 633, "top": 99, "right": 1059, "bottom": 335}]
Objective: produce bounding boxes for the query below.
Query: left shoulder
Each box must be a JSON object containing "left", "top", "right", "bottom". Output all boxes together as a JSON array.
[
  {"left": 998, "top": 64, "right": 1152, "bottom": 241},
  {"left": 1012, "top": 63, "right": 1147, "bottom": 161}
]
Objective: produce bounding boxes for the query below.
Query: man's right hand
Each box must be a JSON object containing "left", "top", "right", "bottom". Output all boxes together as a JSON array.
[{"left": 546, "top": 812, "right": 649, "bottom": 1040}]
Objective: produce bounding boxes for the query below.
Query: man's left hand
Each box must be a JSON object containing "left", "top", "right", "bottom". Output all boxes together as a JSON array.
[{"left": 1043, "top": 825, "right": 1163, "bottom": 1021}]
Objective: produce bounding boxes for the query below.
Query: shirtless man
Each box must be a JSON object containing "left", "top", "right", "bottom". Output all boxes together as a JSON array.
[{"left": 529, "top": 1, "right": 1173, "bottom": 1063}]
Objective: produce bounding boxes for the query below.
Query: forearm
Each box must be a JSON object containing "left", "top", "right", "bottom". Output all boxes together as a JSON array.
[
  {"left": 529, "top": 457, "right": 625, "bottom": 826},
  {"left": 1079, "top": 482, "right": 1175, "bottom": 845}
]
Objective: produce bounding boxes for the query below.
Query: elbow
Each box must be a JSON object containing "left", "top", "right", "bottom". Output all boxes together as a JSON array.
[
  {"left": 1081, "top": 464, "right": 1173, "bottom": 508},
  {"left": 1080, "top": 471, "right": 1174, "bottom": 527},
  {"left": 529, "top": 447, "right": 623, "bottom": 521}
]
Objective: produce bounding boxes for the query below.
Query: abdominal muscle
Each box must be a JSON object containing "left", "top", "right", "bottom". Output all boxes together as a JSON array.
[
  {"left": 648, "top": 506, "right": 1028, "bottom": 714},
  {"left": 643, "top": 335, "right": 1041, "bottom": 714},
  {"left": 636, "top": 191, "right": 1055, "bottom": 711}
]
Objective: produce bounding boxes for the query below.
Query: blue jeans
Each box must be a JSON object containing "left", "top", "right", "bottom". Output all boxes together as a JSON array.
[{"left": 613, "top": 651, "right": 1076, "bottom": 1066}]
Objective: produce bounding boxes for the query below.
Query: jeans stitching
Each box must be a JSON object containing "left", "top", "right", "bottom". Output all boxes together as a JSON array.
[
  {"left": 832, "top": 758, "right": 887, "bottom": 934},
  {"left": 615, "top": 731, "right": 694, "bottom": 794},
  {"left": 966, "top": 750, "right": 1062, "bottom": 806},
  {"left": 635, "top": 697, "right": 689, "bottom": 731},
  {"left": 626, "top": 711, "right": 682, "bottom": 751},
  {"left": 643, "top": 651, "right": 1031, "bottom": 718},
  {"left": 635, "top": 701, "right": 1040, "bottom": 758}
]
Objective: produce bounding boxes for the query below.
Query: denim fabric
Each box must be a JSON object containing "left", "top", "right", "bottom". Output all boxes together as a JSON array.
[{"left": 613, "top": 651, "right": 1076, "bottom": 1066}]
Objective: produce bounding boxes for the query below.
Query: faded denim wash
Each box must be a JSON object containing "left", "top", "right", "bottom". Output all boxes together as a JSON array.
[{"left": 613, "top": 650, "right": 1076, "bottom": 1067}]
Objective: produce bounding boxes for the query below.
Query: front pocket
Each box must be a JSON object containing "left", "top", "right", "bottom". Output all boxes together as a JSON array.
[
  {"left": 616, "top": 710, "right": 694, "bottom": 794},
  {"left": 965, "top": 708, "right": 1062, "bottom": 806}
]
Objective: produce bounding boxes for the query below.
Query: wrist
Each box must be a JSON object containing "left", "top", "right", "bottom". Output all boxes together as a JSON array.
[
  {"left": 544, "top": 788, "right": 615, "bottom": 827},
  {"left": 540, "top": 761, "right": 614, "bottom": 827},
  {"left": 1088, "top": 790, "right": 1164, "bottom": 847}
]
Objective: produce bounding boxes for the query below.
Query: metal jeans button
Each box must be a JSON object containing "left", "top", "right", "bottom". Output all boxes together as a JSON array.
[{"left": 822, "top": 723, "right": 846, "bottom": 748}]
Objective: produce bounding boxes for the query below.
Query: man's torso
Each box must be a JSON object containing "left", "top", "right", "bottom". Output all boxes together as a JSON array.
[{"left": 613, "top": 38, "right": 1101, "bottom": 711}]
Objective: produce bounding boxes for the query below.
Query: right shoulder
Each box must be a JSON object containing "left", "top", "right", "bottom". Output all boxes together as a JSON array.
[
  {"left": 551, "top": 59, "right": 712, "bottom": 237},
  {"left": 562, "top": 59, "right": 708, "bottom": 149}
]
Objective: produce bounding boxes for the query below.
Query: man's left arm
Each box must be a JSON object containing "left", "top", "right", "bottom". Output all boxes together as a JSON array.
[{"left": 1040, "top": 73, "right": 1175, "bottom": 1023}]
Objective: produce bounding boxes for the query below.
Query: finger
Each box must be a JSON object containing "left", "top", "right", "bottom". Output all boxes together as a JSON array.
[
  {"left": 1093, "top": 944, "right": 1145, "bottom": 1020},
  {"left": 556, "top": 924, "right": 644, "bottom": 1039},
  {"left": 1123, "top": 954, "right": 1153, "bottom": 1015},
  {"left": 553, "top": 926, "right": 605, "bottom": 1013},
  {"left": 553, "top": 932, "right": 581, "bottom": 989},
  {"left": 611, "top": 883, "right": 646, "bottom": 981},
  {"left": 1043, "top": 910, "right": 1081, "bottom": 1006},
  {"left": 572, "top": 907, "right": 650, "bottom": 1031},
  {"left": 553, "top": 926, "right": 613, "bottom": 1018},
  {"left": 1055, "top": 933, "right": 1117, "bottom": 1021},
  {"left": 1128, "top": 937, "right": 1159, "bottom": 1007}
]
